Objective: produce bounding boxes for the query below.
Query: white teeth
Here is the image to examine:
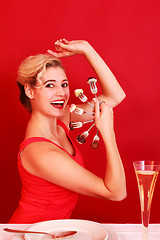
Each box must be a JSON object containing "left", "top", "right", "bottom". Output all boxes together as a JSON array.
[{"left": 51, "top": 101, "right": 64, "bottom": 104}]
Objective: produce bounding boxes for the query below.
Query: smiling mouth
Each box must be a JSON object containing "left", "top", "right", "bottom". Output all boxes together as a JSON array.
[{"left": 51, "top": 100, "right": 65, "bottom": 109}]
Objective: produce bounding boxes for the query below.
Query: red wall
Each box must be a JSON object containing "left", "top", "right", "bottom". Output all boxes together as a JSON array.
[{"left": 0, "top": 0, "right": 160, "bottom": 223}]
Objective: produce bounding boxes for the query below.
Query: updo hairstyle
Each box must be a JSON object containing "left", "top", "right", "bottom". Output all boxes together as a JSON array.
[{"left": 17, "top": 54, "right": 63, "bottom": 112}]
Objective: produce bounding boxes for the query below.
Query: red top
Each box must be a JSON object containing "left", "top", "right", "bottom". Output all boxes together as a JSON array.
[{"left": 9, "top": 120, "right": 84, "bottom": 223}]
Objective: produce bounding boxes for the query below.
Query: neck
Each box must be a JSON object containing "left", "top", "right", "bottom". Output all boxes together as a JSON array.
[{"left": 25, "top": 112, "right": 59, "bottom": 140}]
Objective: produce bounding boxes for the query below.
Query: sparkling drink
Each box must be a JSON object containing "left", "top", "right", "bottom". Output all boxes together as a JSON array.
[
  {"left": 135, "top": 170, "right": 158, "bottom": 227},
  {"left": 133, "top": 161, "right": 160, "bottom": 240}
]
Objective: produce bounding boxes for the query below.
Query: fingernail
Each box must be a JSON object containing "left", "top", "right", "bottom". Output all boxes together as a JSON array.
[
  {"left": 55, "top": 40, "right": 60, "bottom": 45},
  {"left": 93, "top": 98, "right": 97, "bottom": 102},
  {"left": 47, "top": 50, "right": 51, "bottom": 54}
]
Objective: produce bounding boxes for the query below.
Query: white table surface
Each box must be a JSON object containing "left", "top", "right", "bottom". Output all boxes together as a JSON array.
[{"left": 0, "top": 223, "right": 160, "bottom": 240}]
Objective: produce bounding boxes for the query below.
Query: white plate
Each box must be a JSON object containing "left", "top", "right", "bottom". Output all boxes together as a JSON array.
[
  {"left": 104, "top": 227, "right": 118, "bottom": 240},
  {"left": 24, "top": 219, "right": 108, "bottom": 240}
]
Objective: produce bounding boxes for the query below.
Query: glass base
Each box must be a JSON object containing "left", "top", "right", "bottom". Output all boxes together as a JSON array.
[{"left": 142, "top": 225, "right": 148, "bottom": 240}]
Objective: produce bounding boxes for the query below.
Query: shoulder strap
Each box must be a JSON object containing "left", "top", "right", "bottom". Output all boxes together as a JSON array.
[
  {"left": 57, "top": 119, "right": 69, "bottom": 133},
  {"left": 19, "top": 137, "right": 53, "bottom": 152},
  {"left": 19, "top": 121, "right": 68, "bottom": 152}
]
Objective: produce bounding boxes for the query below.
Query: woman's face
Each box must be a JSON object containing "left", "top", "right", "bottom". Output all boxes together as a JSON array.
[{"left": 31, "top": 66, "right": 70, "bottom": 117}]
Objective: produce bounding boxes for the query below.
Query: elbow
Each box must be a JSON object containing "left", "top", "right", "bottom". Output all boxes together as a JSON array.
[
  {"left": 113, "top": 91, "right": 126, "bottom": 108},
  {"left": 106, "top": 187, "right": 127, "bottom": 201},
  {"left": 111, "top": 188, "right": 127, "bottom": 201},
  {"left": 120, "top": 91, "right": 126, "bottom": 103},
  {"left": 113, "top": 191, "right": 127, "bottom": 201}
]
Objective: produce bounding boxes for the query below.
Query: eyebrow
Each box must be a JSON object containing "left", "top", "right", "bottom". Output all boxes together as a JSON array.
[{"left": 43, "top": 79, "right": 69, "bottom": 85}]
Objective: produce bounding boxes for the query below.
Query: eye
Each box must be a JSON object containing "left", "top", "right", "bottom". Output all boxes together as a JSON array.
[
  {"left": 45, "top": 83, "right": 54, "bottom": 88},
  {"left": 62, "top": 82, "right": 69, "bottom": 88}
]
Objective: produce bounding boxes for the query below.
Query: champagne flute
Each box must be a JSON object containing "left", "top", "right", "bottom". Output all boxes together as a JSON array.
[{"left": 133, "top": 160, "right": 160, "bottom": 240}]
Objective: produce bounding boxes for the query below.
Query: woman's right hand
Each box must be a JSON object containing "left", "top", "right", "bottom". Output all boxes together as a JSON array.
[
  {"left": 93, "top": 98, "right": 114, "bottom": 139},
  {"left": 47, "top": 39, "right": 92, "bottom": 58}
]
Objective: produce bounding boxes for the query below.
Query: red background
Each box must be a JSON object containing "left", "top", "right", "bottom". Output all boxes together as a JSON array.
[{"left": 0, "top": 0, "right": 160, "bottom": 223}]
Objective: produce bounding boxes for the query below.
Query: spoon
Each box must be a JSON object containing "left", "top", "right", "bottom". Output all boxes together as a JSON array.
[{"left": 3, "top": 228, "right": 77, "bottom": 239}]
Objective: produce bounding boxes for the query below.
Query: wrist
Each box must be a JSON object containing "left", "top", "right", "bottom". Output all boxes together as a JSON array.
[
  {"left": 81, "top": 41, "right": 95, "bottom": 57},
  {"left": 101, "top": 129, "right": 116, "bottom": 144}
]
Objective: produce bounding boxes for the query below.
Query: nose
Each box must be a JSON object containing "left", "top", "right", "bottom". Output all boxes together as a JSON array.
[{"left": 55, "top": 85, "right": 64, "bottom": 96}]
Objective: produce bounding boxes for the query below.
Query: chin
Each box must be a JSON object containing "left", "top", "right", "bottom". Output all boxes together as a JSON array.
[{"left": 53, "top": 110, "right": 65, "bottom": 118}]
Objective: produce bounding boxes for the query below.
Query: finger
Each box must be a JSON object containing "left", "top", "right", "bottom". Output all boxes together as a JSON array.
[
  {"left": 55, "top": 45, "right": 63, "bottom": 52},
  {"left": 53, "top": 52, "right": 74, "bottom": 58},
  {"left": 62, "top": 38, "right": 70, "bottom": 44},
  {"left": 55, "top": 40, "right": 64, "bottom": 47},
  {"left": 55, "top": 40, "right": 61, "bottom": 47},
  {"left": 47, "top": 49, "right": 58, "bottom": 57},
  {"left": 47, "top": 50, "right": 65, "bottom": 58},
  {"left": 55, "top": 40, "right": 71, "bottom": 51},
  {"left": 93, "top": 98, "right": 100, "bottom": 120},
  {"left": 57, "top": 38, "right": 70, "bottom": 44},
  {"left": 51, "top": 52, "right": 66, "bottom": 58}
]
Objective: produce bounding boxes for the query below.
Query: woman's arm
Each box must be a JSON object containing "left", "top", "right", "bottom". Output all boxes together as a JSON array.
[
  {"left": 21, "top": 100, "right": 127, "bottom": 201},
  {"left": 47, "top": 39, "right": 126, "bottom": 108},
  {"left": 93, "top": 98, "right": 126, "bottom": 200}
]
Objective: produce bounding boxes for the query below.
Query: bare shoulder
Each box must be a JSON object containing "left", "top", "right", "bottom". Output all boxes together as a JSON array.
[
  {"left": 19, "top": 136, "right": 115, "bottom": 199},
  {"left": 20, "top": 140, "right": 89, "bottom": 191},
  {"left": 22, "top": 140, "right": 70, "bottom": 161},
  {"left": 21, "top": 140, "right": 72, "bottom": 176}
]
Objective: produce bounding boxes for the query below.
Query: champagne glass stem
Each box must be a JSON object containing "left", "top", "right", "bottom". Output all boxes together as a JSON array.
[{"left": 142, "top": 225, "right": 148, "bottom": 240}]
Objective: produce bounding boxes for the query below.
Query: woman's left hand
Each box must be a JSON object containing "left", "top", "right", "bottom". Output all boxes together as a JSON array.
[
  {"left": 93, "top": 98, "right": 114, "bottom": 137},
  {"left": 47, "top": 39, "right": 91, "bottom": 58}
]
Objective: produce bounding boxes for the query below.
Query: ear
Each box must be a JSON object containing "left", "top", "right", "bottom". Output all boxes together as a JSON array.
[{"left": 24, "top": 84, "right": 35, "bottom": 99}]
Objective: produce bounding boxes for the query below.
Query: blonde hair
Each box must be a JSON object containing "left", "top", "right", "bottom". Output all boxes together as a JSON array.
[{"left": 17, "top": 54, "right": 63, "bottom": 112}]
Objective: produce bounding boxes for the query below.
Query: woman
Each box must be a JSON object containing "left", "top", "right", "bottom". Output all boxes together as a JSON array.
[{"left": 9, "top": 39, "right": 127, "bottom": 223}]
